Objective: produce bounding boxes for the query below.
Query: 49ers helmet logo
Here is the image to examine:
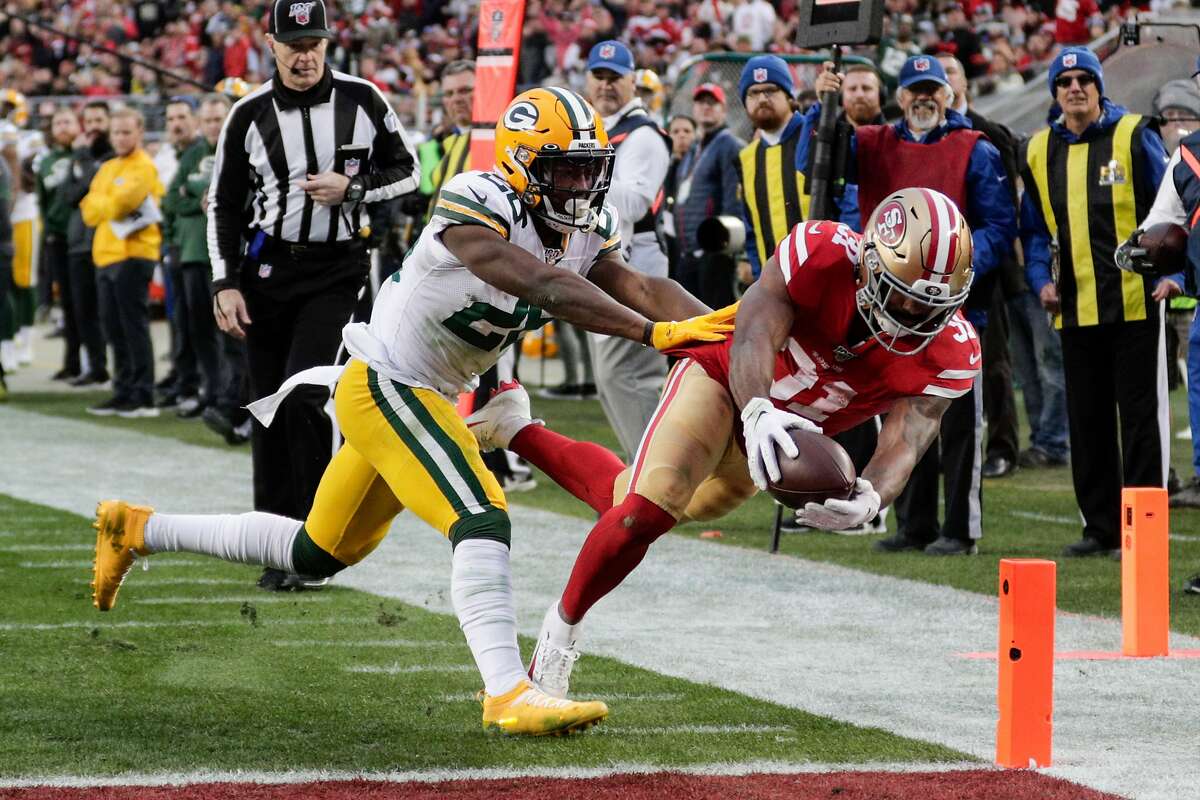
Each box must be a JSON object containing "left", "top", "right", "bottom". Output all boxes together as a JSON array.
[
  {"left": 874, "top": 200, "right": 906, "bottom": 247},
  {"left": 289, "top": 1, "right": 316, "bottom": 24}
]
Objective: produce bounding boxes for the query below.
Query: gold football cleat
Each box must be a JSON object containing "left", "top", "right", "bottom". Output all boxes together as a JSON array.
[
  {"left": 91, "top": 500, "right": 154, "bottom": 611},
  {"left": 480, "top": 680, "right": 607, "bottom": 736}
]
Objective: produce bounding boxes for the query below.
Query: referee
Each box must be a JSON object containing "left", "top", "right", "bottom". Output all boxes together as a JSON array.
[{"left": 207, "top": 0, "right": 419, "bottom": 587}]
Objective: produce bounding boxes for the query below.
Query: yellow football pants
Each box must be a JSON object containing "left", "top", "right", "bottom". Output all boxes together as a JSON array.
[{"left": 304, "top": 359, "right": 509, "bottom": 566}]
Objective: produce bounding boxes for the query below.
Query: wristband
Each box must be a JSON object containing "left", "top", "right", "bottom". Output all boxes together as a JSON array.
[{"left": 642, "top": 321, "right": 655, "bottom": 346}]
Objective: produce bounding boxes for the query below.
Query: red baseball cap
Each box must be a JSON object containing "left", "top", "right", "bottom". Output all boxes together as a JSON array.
[{"left": 692, "top": 82, "right": 726, "bottom": 104}]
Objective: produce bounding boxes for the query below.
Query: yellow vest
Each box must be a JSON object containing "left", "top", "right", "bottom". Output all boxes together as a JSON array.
[
  {"left": 737, "top": 132, "right": 809, "bottom": 271},
  {"left": 80, "top": 147, "right": 164, "bottom": 267}
]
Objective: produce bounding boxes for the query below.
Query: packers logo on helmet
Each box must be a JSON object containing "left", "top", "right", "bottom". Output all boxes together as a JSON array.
[
  {"left": 495, "top": 87, "right": 615, "bottom": 233},
  {"left": 858, "top": 187, "right": 973, "bottom": 354}
]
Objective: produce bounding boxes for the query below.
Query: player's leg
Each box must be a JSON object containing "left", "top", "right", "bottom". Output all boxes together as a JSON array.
[
  {"left": 342, "top": 360, "right": 607, "bottom": 734},
  {"left": 91, "top": 441, "right": 399, "bottom": 611},
  {"left": 531, "top": 360, "right": 735, "bottom": 696},
  {"left": 468, "top": 382, "right": 626, "bottom": 514}
]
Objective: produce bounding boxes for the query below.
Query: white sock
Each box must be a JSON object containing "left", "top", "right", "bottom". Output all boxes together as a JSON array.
[
  {"left": 450, "top": 539, "right": 527, "bottom": 697},
  {"left": 546, "top": 601, "right": 583, "bottom": 648},
  {"left": 143, "top": 512, "right": 301, "bottom": 571}
]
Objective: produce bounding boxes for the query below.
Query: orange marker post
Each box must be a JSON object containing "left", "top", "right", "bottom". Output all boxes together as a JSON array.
[
  {"left": 1121, "top": 487, "right": 1170, "bottom": 657},
  {"left": 996, "top": 558, "right": 1055, "bottom": 769}
]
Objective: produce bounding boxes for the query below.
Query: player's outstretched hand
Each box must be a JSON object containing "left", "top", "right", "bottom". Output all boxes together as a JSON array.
[
  {"left": 649, "top": 302, "right": 738, "bottom": 351},
  {"left": 796, "top": 478, "right": 881, "bottom": 531},
  {"left": 741, "top": 397, "right": 822, "bottom": 491}
]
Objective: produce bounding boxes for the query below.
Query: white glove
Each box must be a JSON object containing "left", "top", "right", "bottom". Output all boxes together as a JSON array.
[
  {"left": 741, "top": 397, "right": 822, "bottom": 491},
  {"left": 796, "top": 477, "right": 881, "bottom": 531}
]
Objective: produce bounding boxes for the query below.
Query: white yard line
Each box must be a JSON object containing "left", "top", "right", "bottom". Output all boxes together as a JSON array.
[
  {"left": 0, "top": 618, "right": 371, "bottom": 632},
  {"left": 0, "top": 760, "right": 985, "bottom": 789},
  {"left": 130, "top": 595, "right": 331, "bottom": 605},
  {"left": 344, "top": 664, "right": 476, "bottom": 674},
  {"left": 433, "top": 691, "right": 684, "bottom": 703},
  {"left": 17, "top": 559, "right": 203, "bottom": 569},
  {"left": 272, "top": 639, "right": 460, "bottom": 648},
  {"left": 2, "top": 404, "right": 1198, "bottom": 799},
  {"left": 0, "top": 543, "right": 95, "bottom": 552}
]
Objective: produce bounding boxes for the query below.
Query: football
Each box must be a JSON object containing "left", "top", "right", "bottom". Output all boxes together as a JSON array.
[
  {"left": 766, "top": 429, "right": 857, "bottom": 509},
  {"left": 1139, "top": 222, "right": 1188, "bottom": 275}
]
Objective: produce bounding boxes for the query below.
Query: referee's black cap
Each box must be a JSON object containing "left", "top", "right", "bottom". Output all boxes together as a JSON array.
[{"left": 268, "top": 0, "right": 334, "bottom": 42}]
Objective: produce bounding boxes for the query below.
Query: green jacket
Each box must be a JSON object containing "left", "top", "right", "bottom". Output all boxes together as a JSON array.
[
  {"left": 36, "top": 146, "right": 74, "bottom": 237},
  {"left": 162, "top": 137, "right": 215, "bottom": 265}
]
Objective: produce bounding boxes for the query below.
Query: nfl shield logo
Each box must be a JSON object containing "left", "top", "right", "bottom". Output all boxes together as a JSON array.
[
  {"left": 599, "top": 44, "right": 616, "bottom": 59},
  {"left": 289, "top": 1, "right": 315, "bottom": 25},
  {"left": 258, "top": 263, "right": 273, "bottom": 279},
  {"left": 915, "top": 57, "right": 930, "bottom": 72},
  {"left": 753, "top": 67, "right": 768, "bottom": 83},
  {"left": 344, "top": 158, "right": 360, "bottom": 178},
  {"left": 490, "top": 9, "right": 504, "bottom": 42},
  {"left": 1063, "top": 53, "right": 1077, "bottom": 68}
]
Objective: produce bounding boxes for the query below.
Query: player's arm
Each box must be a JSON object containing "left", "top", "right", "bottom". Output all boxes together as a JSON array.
[
  {"left": 587, "top": 250, "right": 711, "bottom": 321},
  {"left": 728, "top": 251, "right": 793, "bottom": 410},
  {"left": 863, "top": 394, "right": 951, "bottom": 507},
  {"left": 442, "top": 225, "right": 730, "bottom": 349}
]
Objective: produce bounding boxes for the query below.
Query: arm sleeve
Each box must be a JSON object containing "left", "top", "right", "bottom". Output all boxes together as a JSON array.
[
  {"left": 1140, "top": 149, "right": 1185, "bottom": 229},
  {"left": 207, "top": 106, "right": 253, "bottom": 289},
  {"left": 1019, "top": 180, "right": 1054, "bottom": 294},
  {"left": 964, "top": 139, "right": 1017, "bottom": 280},
  {"left": 362, "top": 83, "right": 420, "bottom": 204}
]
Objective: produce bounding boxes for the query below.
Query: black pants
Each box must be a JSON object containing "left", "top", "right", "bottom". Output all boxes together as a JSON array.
[
  {"left": 893, "top": 377, "right": 984, "bottom": 544},
  {"left": 983, "top": 295, "right": 1019, "bottom": 463},
  {"left": 96, "top": 259, "right": 155, "bottom": 405},
  {"left": 177, "top": 262, "right": 224, "bottom": 401},
  {"left": 218, "top": 331, "right": 249, "bottom": 425},
  {"left": 46, "top": 235, "right": 79, "bottom": 373},
  {"left": 833, "top": 418, "right": 878, "bottom": 475},
  {"left": 68, "top": 251, "right": 106, "bottom": 374},
  {"left": 163, "top": 256, "right": 191, "bottom": 394},
  {"left": 677, "top": 252, "right": 736, "bottom": 310},
  {"left": 242, "top": 252, "right": 367, "bottom": 519},
  {"left": 1060, "top": 319, "right": 1167, "bottom": 547}
]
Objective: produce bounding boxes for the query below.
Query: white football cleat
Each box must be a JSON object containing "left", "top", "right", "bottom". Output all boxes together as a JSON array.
[
  {"left": 466, "top": 381, "right": 538, "bottom": 451},
  {"left": 528, "top": 603, "right": 581, "bottom": 699}
]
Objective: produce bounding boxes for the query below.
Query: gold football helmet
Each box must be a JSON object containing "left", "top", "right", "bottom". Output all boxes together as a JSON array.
[
  {"left": 858, "top": 187, "right": 973, "bottom": 354},
  {"left": 635, "top": 69, "right": 664, "bottom": 114},
  {"left": 495, "top": 87, "right": 615, "bottom": 233},
  {"left": 215, "top": 77, "right": 254, "bottom": 99},
  {"left": 0, "top": 90, "right": 28, "bottom": 127}
]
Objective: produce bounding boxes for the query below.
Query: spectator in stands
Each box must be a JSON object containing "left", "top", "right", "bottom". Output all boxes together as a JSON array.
[
  {"left": 877, "top": 14, "right": 923, "bottom": 93},
  {"left": 674, "top": 82, "right": 744, "bottom": 309},
  {"left": 81, "top": 107, "right": 164, "bottom": 418},
  {"left": 37, "top": 108, "right": 81, "bottom": 382},
  {"left": 933, "top": 1, "right": 986, "bottom": 79},
  {"left": 814, "top": 54, "right": 1016, "bottom": 555},
  {"left": 582, "top": 39, "right": 672, "bottom": 459},
  {"left": 1020, "top": 48, "right": 1171, "bottom": 558},
  {"left": 663, "top": 113, "right": 695, "bottom": 274},
  {"left": 60, "top": 101, "right": 112, "bottom": 389},
  {"left": 163, "top": 95, "right": 223, "bottom": 420},
  {"left": 158, "top": 96, "right": 204, "bottom": 413},
  {"left": 0, "top": 147, "right": 11, "bottom": 400},
  {"left": 731, "top": 0, "right": 777, "bottom": 52}
]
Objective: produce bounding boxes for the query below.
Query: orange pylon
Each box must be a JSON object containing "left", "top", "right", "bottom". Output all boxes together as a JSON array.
[
  {"left": 996, "top": 558, "right": 1055, "bottom": 769},
  {"left": 1121, "top": 487, "right": 1170, "bottom": 657}
]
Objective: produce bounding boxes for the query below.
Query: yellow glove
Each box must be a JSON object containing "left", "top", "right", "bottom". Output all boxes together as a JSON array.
[{"left": 646, "top": 302, "right": 739, "bottom": 351}]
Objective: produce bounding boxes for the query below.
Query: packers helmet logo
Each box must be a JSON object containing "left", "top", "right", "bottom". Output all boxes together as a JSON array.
[
  {"left": 875, "top": 200, "right": 906, "bottom": 247},
  {"left": 753, "top": 68, "right": 768, "bottom": 83},
  {"left": 1062, "top": 53, "right": 1077, "bottom": 68},
  {"left": 289, "top": 1, "right": 316, "bottom": 24},
  {"left": 504, "top": 101, "right": 540, "bottom": 132}
]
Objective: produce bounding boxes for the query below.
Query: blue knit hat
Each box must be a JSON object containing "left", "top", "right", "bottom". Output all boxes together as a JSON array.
[
  {"left": 738, "top": 55, "right": 793, "bottom": 104},
  {"left": 1048, "top": 47, "right": 1104, "bottom": 98}
]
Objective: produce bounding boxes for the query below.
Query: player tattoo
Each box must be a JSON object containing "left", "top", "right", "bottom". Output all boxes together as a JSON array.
[{"left": 900, "top": 396, "right": 949, "bottom": 455}]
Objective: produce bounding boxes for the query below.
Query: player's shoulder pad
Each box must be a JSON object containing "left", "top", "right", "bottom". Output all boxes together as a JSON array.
[
  {"left": 592, "top": 203, "right": 622, "bottom": 259},
  {"left": 919, "top": 311, "right": 981, "bottom": 399},
  {"left": 776, "top": 219, "right": 860, "bottom": 280},
  {"left": 433, "top": 170, "right": 525, "bottom": 239}
]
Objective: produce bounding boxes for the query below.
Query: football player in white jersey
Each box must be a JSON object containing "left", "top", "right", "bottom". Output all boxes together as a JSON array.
[{"left": 90, "top": 87, "right": 734, "bottom": 736}]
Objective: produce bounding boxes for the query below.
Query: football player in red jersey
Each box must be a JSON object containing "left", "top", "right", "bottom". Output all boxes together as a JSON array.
[{"left": 466, "top": 187, "right": 981, "bottom": 698}]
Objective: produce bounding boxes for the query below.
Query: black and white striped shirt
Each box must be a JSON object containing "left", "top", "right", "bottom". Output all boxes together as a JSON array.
[{"left": 207, "top": 67, "right": 419, "bottom": 288}]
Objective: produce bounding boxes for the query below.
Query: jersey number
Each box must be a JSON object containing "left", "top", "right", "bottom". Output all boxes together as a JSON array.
[
  {"left": 442, "top": 301, "right": 545, "bottom": 352},
  {"left": 770, "top": 340, "right": 858, "bottom": 422}
]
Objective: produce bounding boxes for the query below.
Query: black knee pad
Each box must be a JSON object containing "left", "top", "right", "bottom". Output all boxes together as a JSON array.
[
  {"left": 290, "top": 526, "right": 349, "bottom": 578},
  {"left": 450, "top": 508, "right": 512, "bottom": 549}
]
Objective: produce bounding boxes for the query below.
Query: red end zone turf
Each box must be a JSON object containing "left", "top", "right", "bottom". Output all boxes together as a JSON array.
[{"left": 0, "top": 770, "right": 1125, "bottom": 800}]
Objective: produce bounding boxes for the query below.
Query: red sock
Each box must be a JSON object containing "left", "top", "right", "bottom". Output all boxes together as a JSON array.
[
  {"left": 509, "top": 424, "right": 625, "bottom": 514},
  {"left": 560, "top": 494, "right": 676, "bottom": 621}
]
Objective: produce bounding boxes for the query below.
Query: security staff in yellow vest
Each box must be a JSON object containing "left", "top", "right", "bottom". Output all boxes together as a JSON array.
[
  {"left": 1020, "top": 47, "right": 1172, "bottom": 558},
  {"left": 424, "top": 60, "right": 475, "bottom": 219}
]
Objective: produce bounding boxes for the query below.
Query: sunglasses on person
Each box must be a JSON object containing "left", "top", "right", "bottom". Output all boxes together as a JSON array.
[{"left": 1054, "top": 73, "right": 1096, "bottom": 90}]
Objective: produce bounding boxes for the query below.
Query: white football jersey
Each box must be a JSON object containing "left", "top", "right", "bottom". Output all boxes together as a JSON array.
[{"left": 354, "top": 170, "right": 621, "bottom": 396}]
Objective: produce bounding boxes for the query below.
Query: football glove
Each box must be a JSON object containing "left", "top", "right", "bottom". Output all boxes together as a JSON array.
[
  {"left": 741, "top": 396, "right": 822, "bottom": 491},
  {"left": 1115, "top": 229, "right": 1154, "bottom": 275},
  {"left": 796, "top": 478, "right": 881, "bottom": 531},
  {"left": 648, "top": 302, "right": 738, "bottom": 351}
]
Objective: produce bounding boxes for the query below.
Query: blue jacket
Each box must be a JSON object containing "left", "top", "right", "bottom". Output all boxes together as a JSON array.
[
  {"left": 676, "top": 124, "right": 745, "bottom": 258},
  {"left": 740, "top": 111, "right": 805, "bottom": 277},
  {"left": 1020, "top": 99, "right": 1172, "bottom": 295},
  {"left": 805, "top": 106, "right": 1017, "bottom": 328}
]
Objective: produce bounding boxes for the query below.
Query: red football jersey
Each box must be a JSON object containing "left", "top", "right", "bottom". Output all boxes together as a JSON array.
[{"left": 681, "top": 220, "right": 981, "bottom": 437}]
